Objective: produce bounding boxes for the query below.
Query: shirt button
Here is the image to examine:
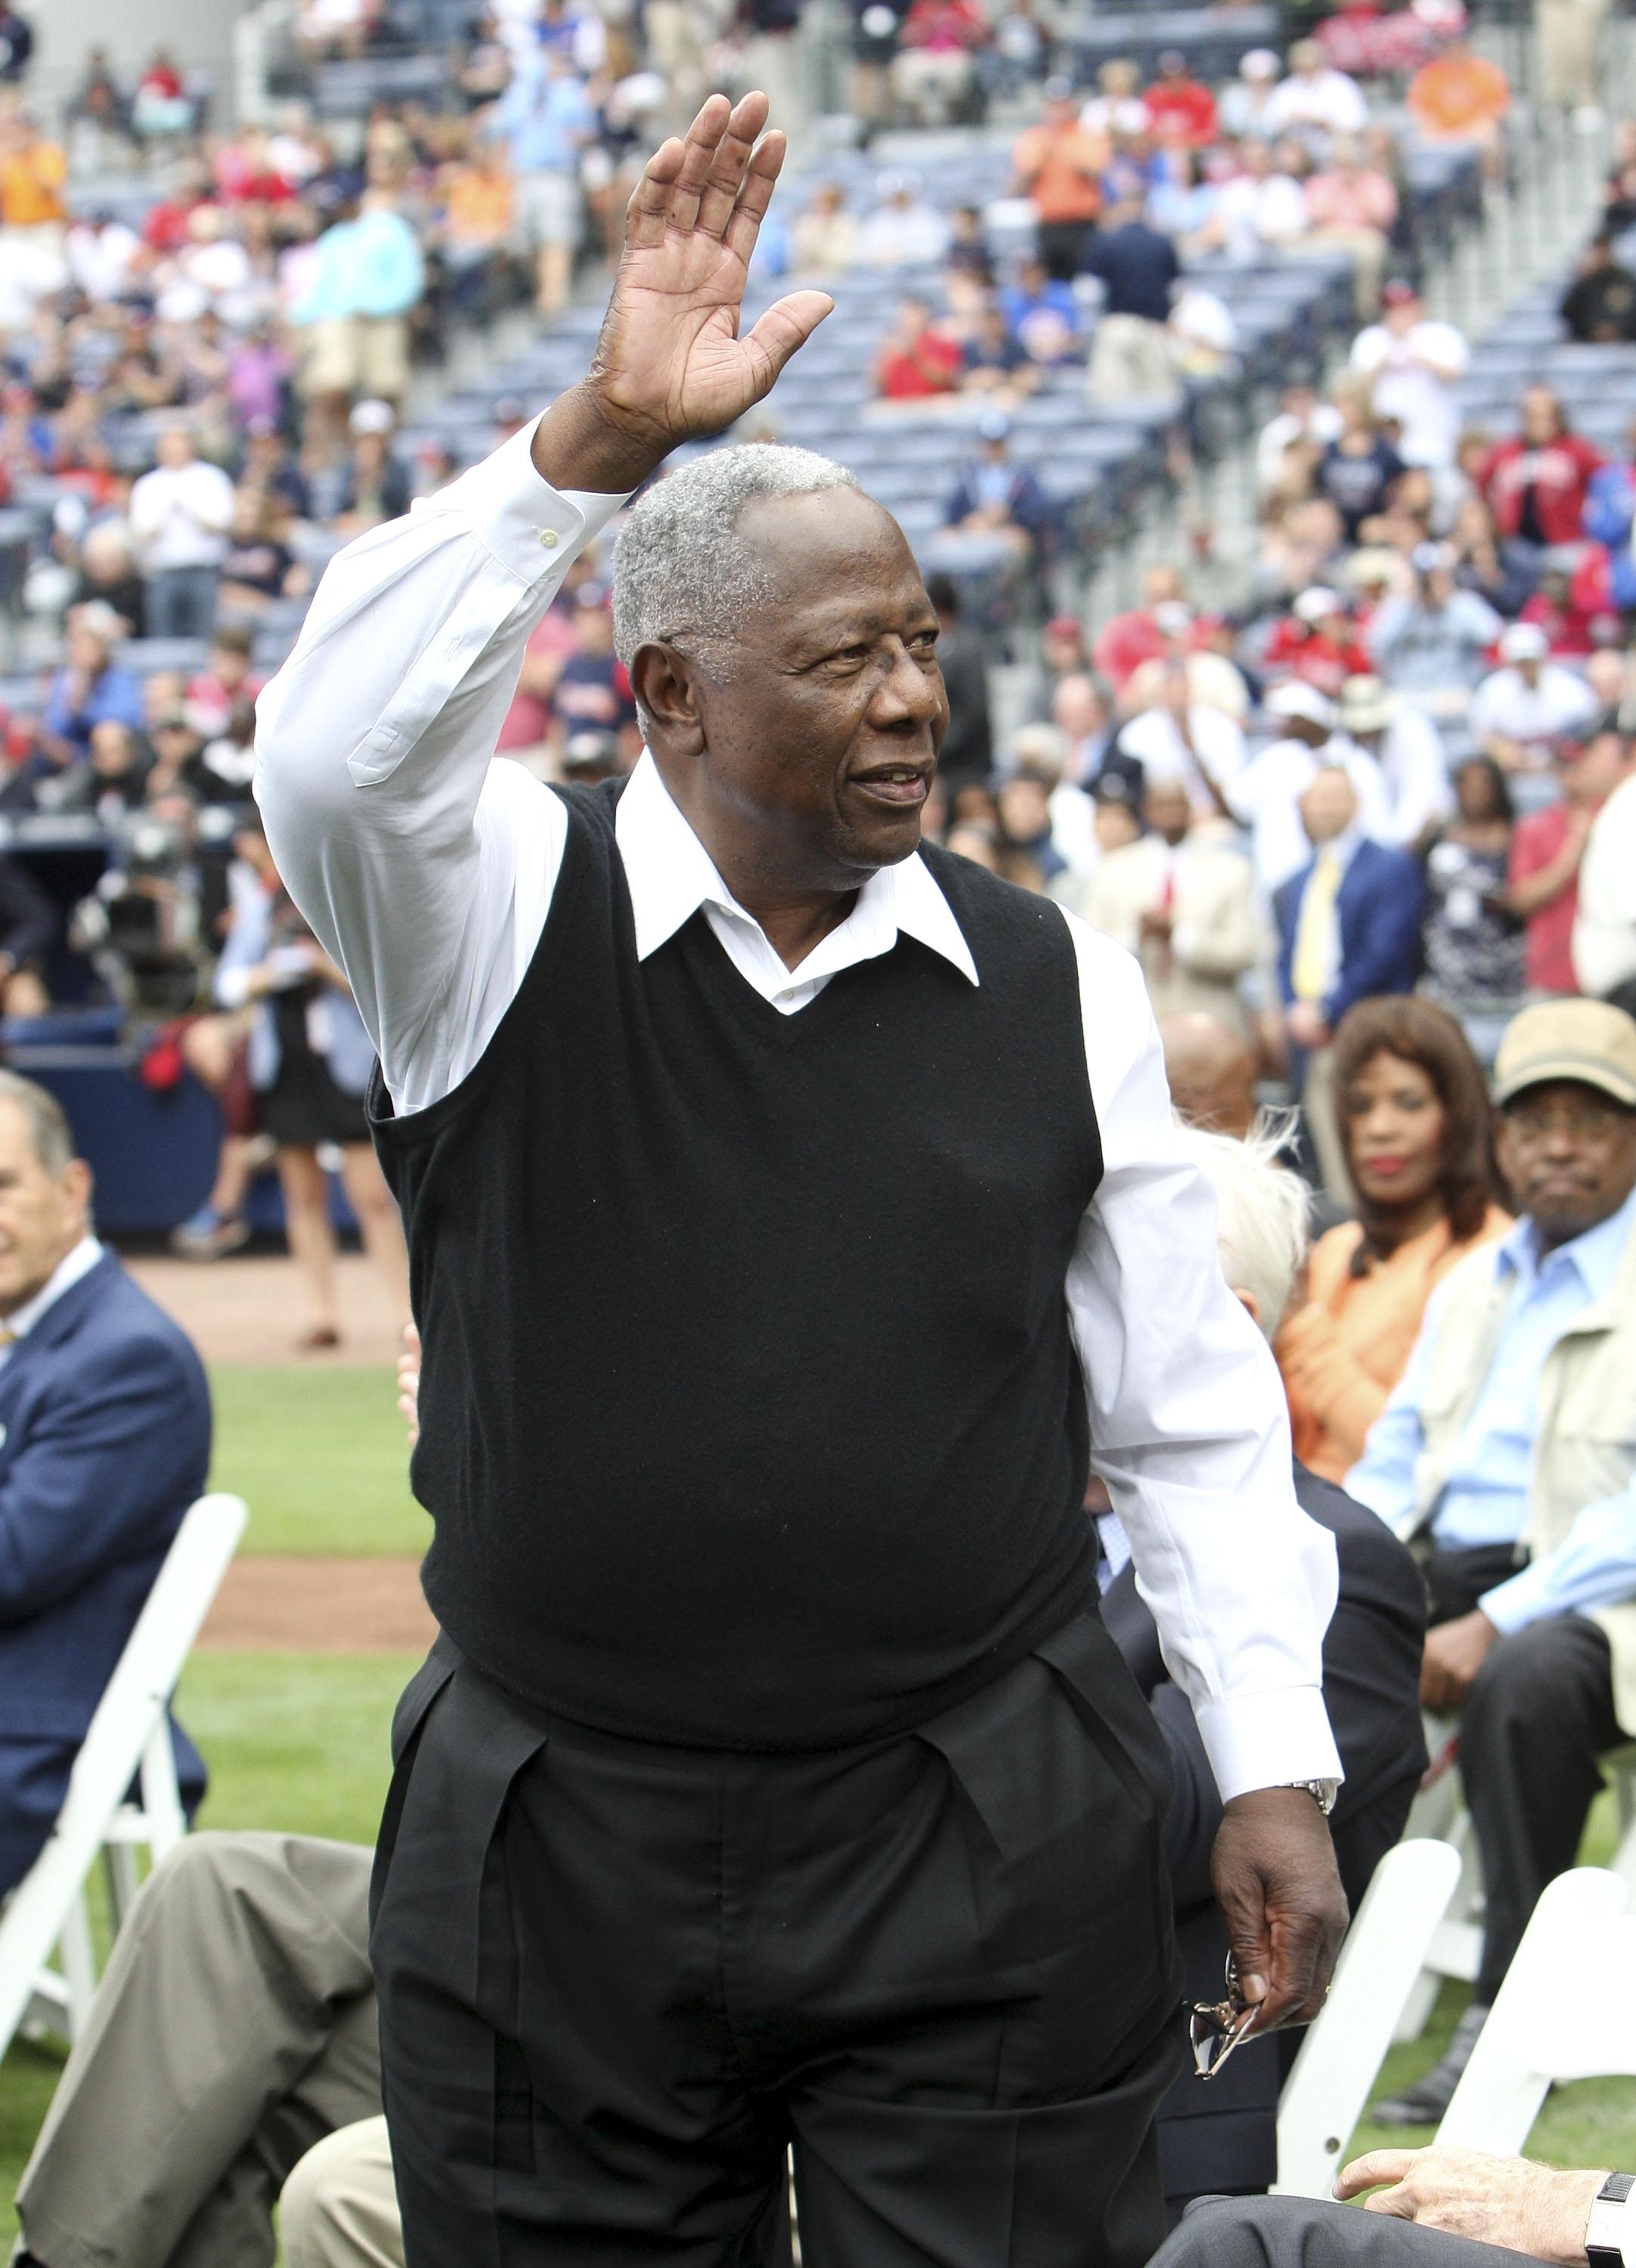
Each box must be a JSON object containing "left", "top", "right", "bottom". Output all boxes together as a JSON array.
[{"left": 538, "top": 528, "right": 559, "bottom": 548}]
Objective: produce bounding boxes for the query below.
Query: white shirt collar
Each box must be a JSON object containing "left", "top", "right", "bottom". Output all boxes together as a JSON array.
[
  {"left": 2, "top": 1234, "right": 104, "bottom": 1343},
  {"left": 612, "top": 750, "right": 980, "bottom": 991}
]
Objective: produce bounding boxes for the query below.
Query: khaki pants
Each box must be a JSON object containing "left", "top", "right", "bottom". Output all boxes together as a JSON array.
[
  {"left": 14, "top": 1833, "right": 379, "bottom": 2268},
  {"left": 889, "top": 45, "right": 974, "bottom": 123},
  {"left": 1537, "top": 0, "right": 1609, "bottom": 107},
  {"left": 1306, "top": 225, "right": 1388, "bottom": 319},
  {"left": 282, "top": 2117, "right": 403, "bottom": 2268},
  {"left": 1088, "top": 313, "right": 1178, "bottom": 404}
]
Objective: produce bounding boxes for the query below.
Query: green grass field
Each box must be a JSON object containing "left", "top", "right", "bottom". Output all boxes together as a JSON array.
[{"left": 4, "top": 1359, "right": 1634, "bottom": 2245}]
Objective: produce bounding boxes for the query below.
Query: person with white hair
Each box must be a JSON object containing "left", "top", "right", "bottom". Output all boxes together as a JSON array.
[{"left": 256, "top": 91, "right": 1346, "bottom": 2266}]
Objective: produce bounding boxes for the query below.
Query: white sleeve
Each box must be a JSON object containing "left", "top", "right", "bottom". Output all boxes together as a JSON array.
[
  {"left": 1061, "top": 912, "right": 1343, "bottom": 1801},
  {"left": 254, "top": 419, "right": 626, "bottom": 1115},
  {"left": 1574, "top": 784, "right": 1636, "bottom": 997}
]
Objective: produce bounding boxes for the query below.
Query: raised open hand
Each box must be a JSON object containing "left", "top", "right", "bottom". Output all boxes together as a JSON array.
[{"left": 532, "top": 93, "right": 832, "bottom": 495}]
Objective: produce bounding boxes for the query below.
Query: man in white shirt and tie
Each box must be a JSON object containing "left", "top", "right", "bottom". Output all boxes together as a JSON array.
[{"left": 254, "top": 92, "right": 1347, "bottom": 2268}]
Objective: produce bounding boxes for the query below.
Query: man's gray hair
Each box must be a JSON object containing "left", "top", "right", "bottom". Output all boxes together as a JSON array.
[
  {"left": 1176, "top": 1113, "right": 1309, "bottom": 1341},
  {"left": 612, "top": 445, "right": 860, "bottom": 683},
  {"left": 0, "top": 1069, "right": 76, "bottom": 1173}
]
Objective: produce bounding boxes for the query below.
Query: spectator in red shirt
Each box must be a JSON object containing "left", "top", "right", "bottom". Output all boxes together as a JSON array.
[
  {"left": 1144, "top": 51, "right": 1218, "bottom": 147},
  {"left": 1092, "top": 565, "right": 1189, "bottom": 688},
  {"left": 891, "top": 0, "right": 988, "bottom": 125},
  {"left": 1517, "top": 556, "right": 1618, "bottom": 659},
  {"left": 1261, "top": 586, "right": 1371, "bottom": 696},
  {"left": 1506, "top": 726, "right": 1634, "bottom": 993},
  {"left": 874, "top": 296, "right": 962, "bottom": 401},
  {"left": 1478, "top": 386, "right": 1603, "bottom": 549}
]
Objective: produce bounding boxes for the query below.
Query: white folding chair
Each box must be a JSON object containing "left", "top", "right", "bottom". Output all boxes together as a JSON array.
[
  {"left": 1273, "top": 1839, "right": 1464, "bottom": 2198},
  {"left": 1435, "top": 1866, "right": 1632, "bottom": 2155},
  {"left": 0, "top": 1492, "right": 248, "bottom": 2058}
]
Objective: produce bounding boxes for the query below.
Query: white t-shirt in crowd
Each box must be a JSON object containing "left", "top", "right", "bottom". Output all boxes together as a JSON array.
[
  {"left": 1349, "top": 318, "right": 1470, "bottom": 468},
  {"left": 129, "top": 459, "right": 237, "bottom": 572},
  {"left": 1263, "top": 67, "right": 1368, "bottom": 139},
  {"left": 1468, "top": 664, "right": 1600, "bottom": 759},
  {"left": 1117, "top": 703, "right": 1247, "bottom": 813},
  {"left": 1218, "top": 172, "right": 1309, "bottom": 262},
  {"left": 1573, "top": 768, "right": 1636, "bottom": 996},
  {"left": 1228, "top": 733, "right": 1390, "bottom": 894}
]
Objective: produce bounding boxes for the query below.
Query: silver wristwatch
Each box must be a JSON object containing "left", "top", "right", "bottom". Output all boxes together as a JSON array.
[
  {"left": 1280, "top": 1778, "right": 1340, "bottom": 1816},
  {"left": 1586, "top": 2170, "right": 1632, "bottom": 2266}
]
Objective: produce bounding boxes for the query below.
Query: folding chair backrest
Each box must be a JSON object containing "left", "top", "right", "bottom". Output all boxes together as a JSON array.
[
  {"left": 1436, "top": 1867, "right": 1631, "bottom": 2156},
  {"left": 1275, "top": 1839, "right": 1464, "bottom": 2198},
  {"left": 0, "top": 1492, "right": 247, "bottom": 2059}
]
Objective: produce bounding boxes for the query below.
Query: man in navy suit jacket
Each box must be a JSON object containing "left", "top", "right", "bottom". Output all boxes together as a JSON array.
[
  {"left": 0, "top": 1070, "right": 212, "bottom": 1895},
  {"left": 1275, "top": 766, "right": 1426, "bottom": 1186}
]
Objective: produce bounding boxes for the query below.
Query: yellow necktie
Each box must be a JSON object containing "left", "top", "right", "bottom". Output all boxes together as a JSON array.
[{"left": 1292, "top": 849, "right": 1342, "bottom": 1002}]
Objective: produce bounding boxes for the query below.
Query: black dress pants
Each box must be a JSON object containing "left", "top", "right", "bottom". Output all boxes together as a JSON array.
[
  {"left": 1150, "top": 2192, "right": 1535, "bottom": 2268},
  {"left": 1424, "top": 1549, "right": 1623, "bottom": 1999},
  {"left": 370, "top": 1617, "right": 1185, "bottom": 2268}
]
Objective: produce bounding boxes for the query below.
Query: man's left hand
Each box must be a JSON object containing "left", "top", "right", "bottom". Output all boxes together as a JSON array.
[
  {"left": 1420, "top": 1612, "right": 1498, "bottom": 1713},
  {"left": 1337, "top": 2146, "right": 1605, "bottom": 2265},
  {"left": 1210, "top": 1786, "right": 1349, "bottom": 2034}
]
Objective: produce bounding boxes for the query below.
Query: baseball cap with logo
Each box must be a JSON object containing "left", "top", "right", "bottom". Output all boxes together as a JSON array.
[{"left": 1492, "top": 999, "right": 1636, "bottom": 1111}]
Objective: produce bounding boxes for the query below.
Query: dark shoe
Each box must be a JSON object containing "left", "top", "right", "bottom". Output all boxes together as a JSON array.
[{"left": 1373, "top": 2002, "right": 1490, "bottom": 2127}]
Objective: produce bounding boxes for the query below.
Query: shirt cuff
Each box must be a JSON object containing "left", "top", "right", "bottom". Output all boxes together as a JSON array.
[
  {"left": 1477, "top": 1566, "right": 1548, "bottom": 1635},
  {"left": 1193, "top": 1686, "right": 1344, "bottom": 1805},
  {"left": 429, "top": 417, "right": 631, "bottom": 586}
]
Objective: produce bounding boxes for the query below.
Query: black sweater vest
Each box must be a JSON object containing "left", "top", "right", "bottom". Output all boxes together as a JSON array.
[{"left": 370, "top": 781, "right": 1104, "bottom": 1750}]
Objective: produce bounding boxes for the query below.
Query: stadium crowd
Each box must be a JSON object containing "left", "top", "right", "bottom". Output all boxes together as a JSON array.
[{"left": 4, "top": 0, "right": 1636, "bottom": 2263}]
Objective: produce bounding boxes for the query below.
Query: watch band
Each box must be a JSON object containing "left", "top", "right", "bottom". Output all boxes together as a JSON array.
[{"left": 1585, "top": 2169, "right": 1633, "bottom": 2266}]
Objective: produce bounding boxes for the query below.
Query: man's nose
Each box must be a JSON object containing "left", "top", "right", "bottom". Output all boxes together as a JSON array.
[{"left": 872, "top": 643, "right": 942, "bottom": 726}]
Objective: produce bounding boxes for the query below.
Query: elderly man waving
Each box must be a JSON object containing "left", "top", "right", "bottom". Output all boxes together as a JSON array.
[{"left": 255, "top": 93, "right": 1346, "bottom": 2268}]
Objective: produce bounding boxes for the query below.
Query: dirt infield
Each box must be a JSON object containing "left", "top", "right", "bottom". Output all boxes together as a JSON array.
[
  {"left": 200, "top": 1556, "right": 433, "bottom": 1651},
  {"left": 126, "top": 1252, "right": 406, "bottom": 1368}
]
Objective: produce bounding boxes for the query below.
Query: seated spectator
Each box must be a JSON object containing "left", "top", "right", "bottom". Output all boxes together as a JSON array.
[
  {"left": 1278, "top": 996, "right": 1508, "bottom": 1484},
  {"left": 888, "top": 0, "right": 987, "bottom": 127},
  {"left": 1009, "top": 76, "right": 1105, "bottom": 280},
  {"left": 1477, "top": 386, "right": 1603, "bottom": 554},
  {"left": 1517, "top": 553, "right": 1607, "bottom": 660},
  {"left": 1072, "top": 776, "right": 1262, "bottom": 1031},
  {"left": 1582, "top": 414, "right": 1636, "bottom": 609},
  {"left": 1052, "top": 669, "right": 1116, "bottom": 782},
  {"left": 436, "top": 137, "right": 516, "bottom": 318},
  {"left": 940, "top": 412, "right": 1051, "bottom": 558},
  {"left": 1275, "top": 764, "right": 1427, "bottom": 1190},
  {"left": 1262, "top": 586, "right": 1371, "bottom": 698},
  {"left": 129, "top": 422, "right": 237, "bottom": 642},
  {"left": 1303, "top": 138, "right": 1398, "bottom": 318},
  {"left": 1368, "top": 541, "right": 1502, "bottom": 714},
  {"left": 1217, "top": 139, "right": 1309, "bottom": 265},
  {"left": 330, "top": 399, "right": 413, "bottom": 535},
  {"left": 1117, "top": 662, "right": 1246, "bottom": 813},
  {"left": 1093, "top": 566, "right": 1188, "bottom": 691},
  {"left": 1142, "top": 50, "right": 1217, "bottom": 148},
  {"left": 1005, "top": 723, "right": 1096, "bottom": 874},
  {"left": 1351, "top": 999, "right": 1636, "bottom": 2120},
  {"left": 943, "top": 203, "right": 993, "bottom": 284},
  {"left": 1446, "top": 492, "right": 1535, "bottom": 618},
  {"left": 992, "top": 770, "right": 1061, "bottom": 885},
  {"left": 1263, "top": 40, "right": 1368, "bottom": 148},
  {"left": 0, "top": 109, "right": 66, "bottom": 234},
  {"left": 791, "top": 181, "right": 857, "bottom": 274},
  {"left": 1407, "top": 33, "right": 1510, "bottom": 183},
  {"left": 216, "top": 488, "right": 302, "bottom": 615},
  {"left": 61, "top": 718, "right": 150, "bottom": 823},
  {"left": 1350, "top": 283, "right": 1469, "bottom": 470},
  {"left": 549, "top": 579, "right": 637, "bottom": 744},
  {"left": 872, "top": 296, "right": 961, "bottom": 401},
  {"left": 1315, "top": 386, "right": 1408, "bottom": 543},
  {"left": 67, "top": 521, "right": 144, "bottom": 631},
  {"left": 958, "top": 296, "right": 1037, "bottom": 400},
  {"left": 0, "top": 1071, "right": 212, "bottom": 1895},
  {"left": 996, "top": 253, "right": 1082, "bottom": 365},
  {"left": 1159, "top": 1011, "right": 1259, "bottom": 1136},
  {"left": 1077, "top": 56, "right": 1143, "bottom": 139},
  {"left": 1227, "top": 683, "right": 1363, "bottom": 894},
  {"left": 1148, "top": 148, "right": 1225, "bottom": 261},
  {"left": 1256, "top": 380, "right": 1344, "bottom": 502},
  {"left": 1167, "top": 282, "right": 1236, "bottom": 383},
  {"left": 1216, "top": 46, "right": 1280, "bottom": 140},
  {"left": 1420, "top": 756, "right": 1527, "bottom": 1034},
  {"left": 855, "top": 169, "right": 950, "bottom": 265},
  {"left": 39, "top": 603, "right": 144, "bottom": 768},
  {"left": 1083, "top": 194, "right": 1182, "bottom": 404},
  {"left": 1333, "top": 674, "right": 1452, "bottom": 853},
  {"left": 1560, "top": 231, "right": 1636, "bottom": 343},
  {"left": 1470, "top": 620, "right": 1600, "bottom": 776},
  {"left": 1505, "top": 730, "right": 1628, "bottom": 999},
  {"left": 1574, "top": 745, "right": 1636, "bottom": 1009}
]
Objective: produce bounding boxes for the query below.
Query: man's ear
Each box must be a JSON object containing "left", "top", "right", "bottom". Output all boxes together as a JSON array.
[
  {"left": 1234, "top": 1285, "right": 1263, "bottom": 1331},
  {"left": 631, "top": 641, "right": 705, "bottom": 758}
]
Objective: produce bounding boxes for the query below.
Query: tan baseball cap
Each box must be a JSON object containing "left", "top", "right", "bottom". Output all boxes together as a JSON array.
[{"left": 1492, "top": 999, "right": 1636, "bottom": 1111}]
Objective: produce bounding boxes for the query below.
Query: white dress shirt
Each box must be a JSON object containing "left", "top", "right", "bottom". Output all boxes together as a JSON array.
[
  {"left": 0, "top": 1235, "right": 105, "bottom": 1371},
  {"left": 1575, "top": 769, "right": 1636, "bottom": 998},
  {"left": 255, "top": 418, "right": 1342, "bottom": 1802}
]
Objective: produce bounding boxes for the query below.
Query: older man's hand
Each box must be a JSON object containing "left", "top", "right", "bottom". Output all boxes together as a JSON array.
[
  {"left": 533, "top": 91, "right": 832, "bottom": 497},
  {"left": 1210, "top": 1786, "right": 1349, "bottom": 2034},
  {"left": 1337, "top": 2146, "right": 1606, "bottom": 2265},
  {"left": 1420, "top": 1610, "right": 1498, "bottom": 1713}
]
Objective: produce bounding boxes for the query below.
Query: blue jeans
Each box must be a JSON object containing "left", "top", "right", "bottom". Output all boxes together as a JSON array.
[{"left": 144, "top": 565, "right": 219, "bottom": 641}]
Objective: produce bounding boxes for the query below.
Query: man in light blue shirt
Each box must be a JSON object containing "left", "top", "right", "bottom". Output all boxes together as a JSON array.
[
  {"left": 1347, "top": 996, "right": 1636, "bottom": 2123},
  {"left": 495, "top": 46, "right": 594, "bottom": 316}
]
